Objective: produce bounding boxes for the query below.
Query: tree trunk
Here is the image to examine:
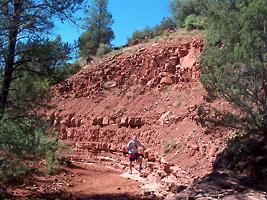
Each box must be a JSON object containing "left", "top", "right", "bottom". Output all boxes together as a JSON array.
[
  {"left": 0, "top": 1, "right": 21, "bottom": 115},
  {"left": 264, "top": 19, "right": 267, "bottom": 53}
]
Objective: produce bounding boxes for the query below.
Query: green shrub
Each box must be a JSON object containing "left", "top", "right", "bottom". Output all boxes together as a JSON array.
[
  {"left": 45, "top": 150, "right": 57, "bottom": 174},
  {"left": 0, "top": 116, "right": 53, "bottom": 157},
  {"left": 170, "top": 0, "right": 202, "bottom": 27},
  {"left": 0, "top": 155, "right": 29, "bottom": 183},
  {"left": 0, "top": 115, "right": 65, "bottom": 180},
  {"left": 130, "top": 31, "right": 143, "bottom": 41},
  {"left": 127, "top": 18, "right": 176, "bottom": 45},
  {"left": 154, "top": 17, "right": 176, "bottom": 35},
  {"left": 96, "top": 43, "right": 111, "bottom": 57},
  {"left": 184, "top": 14, "right": 205, "bottom": 30},
  {"left": 53, "top": 63, "right": 81, "bottom": 83},
  {"left": 128, "top": 27, "right": 154, "bottom": 43},
  {"left": 142, "top": 27, "right": 154, "bottom": 39}
]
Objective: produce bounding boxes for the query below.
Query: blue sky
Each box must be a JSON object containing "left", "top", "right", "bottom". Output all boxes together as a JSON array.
[{"left": 53, "top": 0, "right": 171, "bottom": 47}]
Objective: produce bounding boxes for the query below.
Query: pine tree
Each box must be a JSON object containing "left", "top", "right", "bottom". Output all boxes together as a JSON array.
[
  {"left": 78, "top": 0, "right": 114, "bottom": 58},
  {"left": 0, "top": 0, "right": 84, "bottom": 115},
  {"left": 200, "top": 0, "right": 267, "bottom": 134},
  {"left": 9, "top": 37, "right": 74, "bottom": 114}
]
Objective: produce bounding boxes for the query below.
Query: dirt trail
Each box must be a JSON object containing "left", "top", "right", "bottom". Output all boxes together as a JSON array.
[
  {"left": 2, "top": 151, "right": 267, "bottom": 200},
  {"left": 65, "top": 162, "right": 141, "bottom": 198},
  {"left": 1, "top": 160, "right": 154, "bottom": 200}
]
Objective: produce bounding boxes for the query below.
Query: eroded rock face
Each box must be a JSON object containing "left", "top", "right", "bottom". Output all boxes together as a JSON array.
[
  {"left": 44, "top": 35, "right": 231, "bottom": 192},
  {"left": 50, "top": 37, "right": 203, "bottom": 99}
]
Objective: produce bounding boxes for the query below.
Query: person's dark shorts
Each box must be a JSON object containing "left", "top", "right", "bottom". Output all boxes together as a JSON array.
[{"left": 128, "top": 153, "right": 143, "bottom": 162}]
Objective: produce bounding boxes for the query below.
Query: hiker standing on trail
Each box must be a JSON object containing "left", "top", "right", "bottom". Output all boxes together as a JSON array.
[{"left": 127, "top": 135, "right": 146, "bottom": 174}]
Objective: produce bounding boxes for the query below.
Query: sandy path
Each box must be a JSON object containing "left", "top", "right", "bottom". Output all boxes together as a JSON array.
[
  {"left": 65, "top": 162, "right": 142, "bottom": 197},
  {"left": 1, "top": 161, "right": 153, "bottom": 200}
]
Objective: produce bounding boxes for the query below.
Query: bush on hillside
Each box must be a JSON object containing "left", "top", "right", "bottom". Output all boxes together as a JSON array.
[
  {"left": 170, "top": 0, "right": 202, "bottom": 27},
  {"left": 127, "top": 18, "right": 177, "bottom": 45},
  {"left": 0, "top": 115, "right": 66, "bottom": 181},
  {"left": 184, "top": 14, "right": 205, "bottom": 30},
  {"left": 154, "top": 17, "right": 176, "bottom": 35},
  {"left": 129, "top": 27, "right": 154, "bottom": 43},
  {"left": 96, "top": 43, "right": 112, "bottom": 57},
  {"left": 54, "top": 63, "right": 81, "bottom": 83},
  {"left": 0, "top": 152, "right": 30, "bottom": 183}
]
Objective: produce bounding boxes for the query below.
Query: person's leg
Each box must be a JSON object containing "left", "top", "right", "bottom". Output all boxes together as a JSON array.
[
  {"left": 138, "top": 156, "right": 143, "bottom": 171},
  {"left": 129, "top": 160, "right": 133, "bottom": 174}
]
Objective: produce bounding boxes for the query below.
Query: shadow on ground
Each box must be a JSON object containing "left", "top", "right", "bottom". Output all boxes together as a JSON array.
[
  {"left": 173, "top": 135, "right": 267, "bottom": 199},
  {"left": 8, "top": 192, "right": 161, "bottom": 200}
]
